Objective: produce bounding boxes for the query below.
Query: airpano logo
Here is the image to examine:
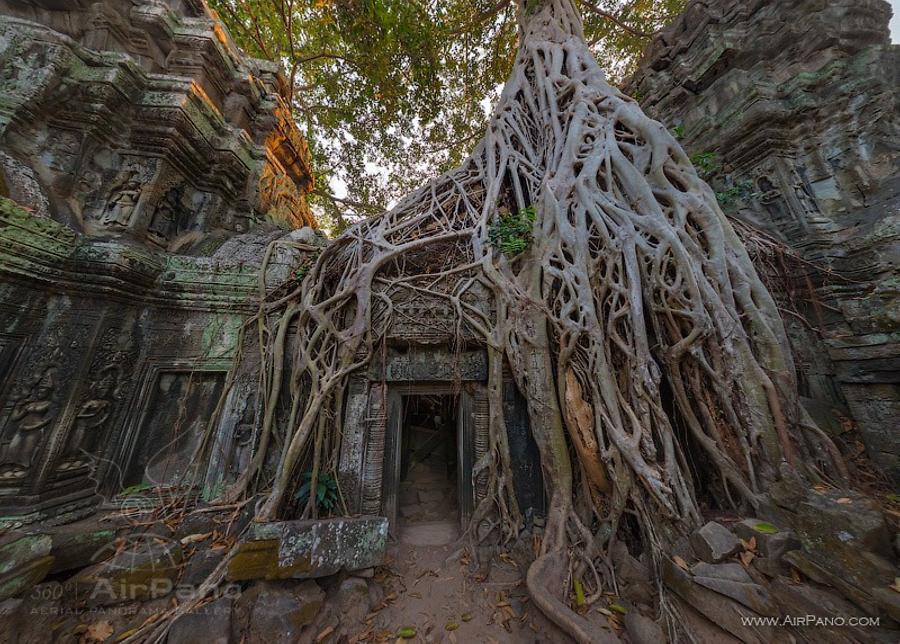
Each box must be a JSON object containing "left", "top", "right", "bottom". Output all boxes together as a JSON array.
[{"left": 741, "top": 615, "right": 881, "bottom": 628}]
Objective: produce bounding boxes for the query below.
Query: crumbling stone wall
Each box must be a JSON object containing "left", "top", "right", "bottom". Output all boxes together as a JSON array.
[
  {"left": 0, "top": 0, "right": 317, "bottom": 525},
  {"left": 0, "top": 0, "right": 315, "bottom": 242},
  {"left": 626, "top": 0, "right": 900, "bottom": 481}
]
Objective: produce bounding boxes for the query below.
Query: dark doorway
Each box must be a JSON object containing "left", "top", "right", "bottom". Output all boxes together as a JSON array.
[{"left": 397, "top": 394, "right": 460, "bottom": 542}]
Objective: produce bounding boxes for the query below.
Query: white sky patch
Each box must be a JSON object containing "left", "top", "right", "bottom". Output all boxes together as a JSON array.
[{"left": 892, "top": 0, "right": 900, "bottom": 43}]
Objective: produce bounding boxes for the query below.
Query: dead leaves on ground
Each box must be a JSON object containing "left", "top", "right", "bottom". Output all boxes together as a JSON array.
[{"left": 80, "top": 620, "right": 113, "bottom": 643}]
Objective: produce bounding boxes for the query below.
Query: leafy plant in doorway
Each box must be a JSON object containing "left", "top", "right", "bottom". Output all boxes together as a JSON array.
[{"left": 296, "top": 471, "right": 339, "bottom": 514}]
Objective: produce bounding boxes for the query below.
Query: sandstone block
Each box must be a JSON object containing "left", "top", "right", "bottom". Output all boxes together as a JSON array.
[{"left": 690, "top": 522, "right": 741, "bottom": 563}]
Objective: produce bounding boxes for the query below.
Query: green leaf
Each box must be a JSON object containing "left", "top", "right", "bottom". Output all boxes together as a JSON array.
[
  {"left": 609, "top": 603, "right": 628, "bottom": 615},
  {"left": 121, "top": 483, "right": 153, "bottom": 496},
  {"left": 397, "top": 626, "right": 417, "bottom": 638},
  {"left": 574, "top": 579, "right": 586, "bottom": 608},
  {"left": 752, "top": 522, "right": 780, "bottom": 535}
]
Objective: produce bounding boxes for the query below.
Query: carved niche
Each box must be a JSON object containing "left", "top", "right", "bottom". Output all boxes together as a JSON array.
[
  {"left": 52, "top": 325, "right": 133, "bottom": 478},
  {"left": 97, "top": 164, "right": 144, "bottom": 230},
  {"left": 0, "top": 334, "right": 63, "bottom": 485}
]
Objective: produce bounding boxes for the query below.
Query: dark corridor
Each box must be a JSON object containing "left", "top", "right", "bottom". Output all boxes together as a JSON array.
[{"left": 397, "top": 394, "right": 459, "bottom": 529}]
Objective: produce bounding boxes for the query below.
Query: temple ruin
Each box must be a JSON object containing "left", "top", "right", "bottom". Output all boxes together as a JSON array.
[{"left": 0, "top": 0, "right": 897, "bottom": 642}]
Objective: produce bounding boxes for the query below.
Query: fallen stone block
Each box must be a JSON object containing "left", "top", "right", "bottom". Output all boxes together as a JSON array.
[
  {"left": 795, "top": 490, "right": 891, "bottom": 556},
  {"left": 690, "top": 562, "right": 777, "bottom": 616},
  {"left": 45, "top": 522, "right": 118, "bottom": 575},
  {"left": 732, "top": 518, "right": 800, "bottom": 560},
  {"left": 0, "top": 533, "right": 54, "bottom": 601},
  {"left": 769, "top": 577, "right": 897, "bottom": 643},
  {"left": 69, "top": 538, "right": 183, "bottom": 605},
  {"left": 227, "top": 517, "right": 388, "bottom": 582},
  {"left": 169, "top": 597, "right": 233, "bottom": 644},
  {"left": 691, "top": 521, "right": 742, "bottom": 563},
  {"left": 662, "top": 559, "right": 779, "bottom": 643},
  {"left": 181, "top": 547, "right": 227, "bottom": 586},
  {"left": 334, "top": 576, "right": 370, "bottom": 629},
  {"left": 236, "top": 580, "right": 324, "bottom": 644},
  {"left": 623, "top": 612, "right": 665, "bottom": 644}
]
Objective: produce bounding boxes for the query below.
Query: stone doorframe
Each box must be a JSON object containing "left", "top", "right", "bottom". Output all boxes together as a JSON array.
[
  {"left": 338, "top": 348, "right": 491, "bottom": 538},
  {"left": 381, "top": 382, "right": 488, "bottom": 537}
]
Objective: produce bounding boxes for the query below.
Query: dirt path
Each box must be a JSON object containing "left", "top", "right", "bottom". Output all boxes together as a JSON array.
[{"left": 351, "top": 534, "right": 573, "bottom": 644}]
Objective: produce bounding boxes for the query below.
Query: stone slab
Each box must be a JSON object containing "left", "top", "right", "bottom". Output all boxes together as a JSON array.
[
  {"left": 227, "top": 517, "right": 388, "bottom": 582},
  {"left": 0, "top": 533, "right": 53, "bottom": 601}
]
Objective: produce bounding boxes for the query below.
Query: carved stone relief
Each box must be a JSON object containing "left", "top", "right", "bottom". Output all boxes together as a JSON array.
[
  {"left": 0, "top": 335, "right": 63, "bottom": 483},
  {"left": 98, "top": 165, "right": 143, "bottom": 230}
]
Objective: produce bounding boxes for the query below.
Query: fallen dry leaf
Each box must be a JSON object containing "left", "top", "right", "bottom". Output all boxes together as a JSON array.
[
  {"left": 316, "top": 625, "right": 335, "bottom": 642},
  {"left": 84, "top": 620, "right": 114, "bottom": 642},
  {"left": 673, "top": 555, "right": 689, "bottom": 571},
  {"left": 179, "top": 532, "right": 212, "bottom": 545},
  {"left": 836, "top": 497, "right": 852, "bottom": 505}
]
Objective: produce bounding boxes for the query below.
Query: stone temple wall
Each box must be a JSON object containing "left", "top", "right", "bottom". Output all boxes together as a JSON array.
[
  {"left": 0, "top": 0, "right": 318, "bottom": 525},
  {"left": 626, "top": 0, "right": 900, "bottom": 481}
]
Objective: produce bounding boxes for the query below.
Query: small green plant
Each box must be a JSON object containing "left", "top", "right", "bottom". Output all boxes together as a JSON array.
[
  {"left": 292, "top": 249, "right": 321, "bottom": 282},
  {"left": 120, "top": 483, "right": 153, "bottom": 497},
  {"left": 488, "top": 205, "right": 537, "bottom": 257},
  {"left": 690, "top": 151, "right": 720, "bottom": 178},
  {"left": 296, "top": 471, "right": 338, "bottom": 513},
  {"left": 715, "top": 179, "right": 756, "bottom": 210},
  {"left": 671, "top": 125, "right": 685, "bottom": 140}
]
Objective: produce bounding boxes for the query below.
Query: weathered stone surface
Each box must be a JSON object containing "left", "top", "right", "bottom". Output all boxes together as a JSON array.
[
  {"left": 623, "top": 612, "right": 666, "bottom": 644},
  {"left": 662, "top": 559, "right": 778, "bottom": 643},
  {"left": 0, "top": 0, "right": 316, "bottom": 525},
  {"left": 795, "top": 489, "right": 891, "bottom": 556},
  {"left": 732, "top": 519, "right": 801, "bottom": 560},
  {"left": 627, "top": 0, "right": 900, "bottom": 483},
  {"left": 0, "top": 533, "right": 53, "bottom": 601},
  {"left": 70, "top": 538, "right": 183, "bottom": 605},
  {"left": 181, "top": 547, "right": 226, "bottom": 587},
  {"left": 671, "top": 597, "right": 742, "bottom": 644},
  {"left": 168, "top": 597, "right": 233, "bottom": 644},
  {"left": 418, "top": 489, "right": 445, "bottom": 504},
  {"left": 44, "top": 521, "right": 118, "bottom": 575},
  {"left": 235, "top": 580, "right": 324, "bottom": 644},
  {"left": 768, "top": 577, "right": 898, "bottom": 643},
  {"left": 227, "top": 517, "right": 388, "bottom": 582},
  {"left": 334, "top": 576, "right": 370, "bottom": 628},
  {"left": 398, "top": 521, "right": 459, "bottom": 547},
  {"left": 691, "top": 522, "right": 742, "bottom": 563},
  {"left": 690, "top": 562, "right": 777, "bottom": 616}
]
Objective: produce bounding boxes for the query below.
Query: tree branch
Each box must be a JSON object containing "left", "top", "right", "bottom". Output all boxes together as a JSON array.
[{"left": 577, "top": 0, "right": 654, "bottom": 38}]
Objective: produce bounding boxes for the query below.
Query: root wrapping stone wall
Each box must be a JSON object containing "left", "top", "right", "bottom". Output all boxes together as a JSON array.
[{"left": 626, "top": 0, "right": 900, "bottom": 481}]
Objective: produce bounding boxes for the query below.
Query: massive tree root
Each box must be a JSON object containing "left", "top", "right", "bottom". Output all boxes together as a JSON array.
[{"left": 209, "top": 1, "right": 845, "bottom": 640}]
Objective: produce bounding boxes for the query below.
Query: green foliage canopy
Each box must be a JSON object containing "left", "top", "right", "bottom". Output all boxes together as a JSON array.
[{"left": 209, "top": 0, "right": 687, "bottom": 226}]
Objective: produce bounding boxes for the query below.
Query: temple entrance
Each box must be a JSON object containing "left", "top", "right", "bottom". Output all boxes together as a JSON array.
[{"left": 397, "top": 394, "right": 459, "bottom": 544}]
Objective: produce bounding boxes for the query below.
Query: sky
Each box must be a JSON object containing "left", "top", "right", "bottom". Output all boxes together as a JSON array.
[{"left": 892, "top": 0, "right": 900, "bottom": 42}]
